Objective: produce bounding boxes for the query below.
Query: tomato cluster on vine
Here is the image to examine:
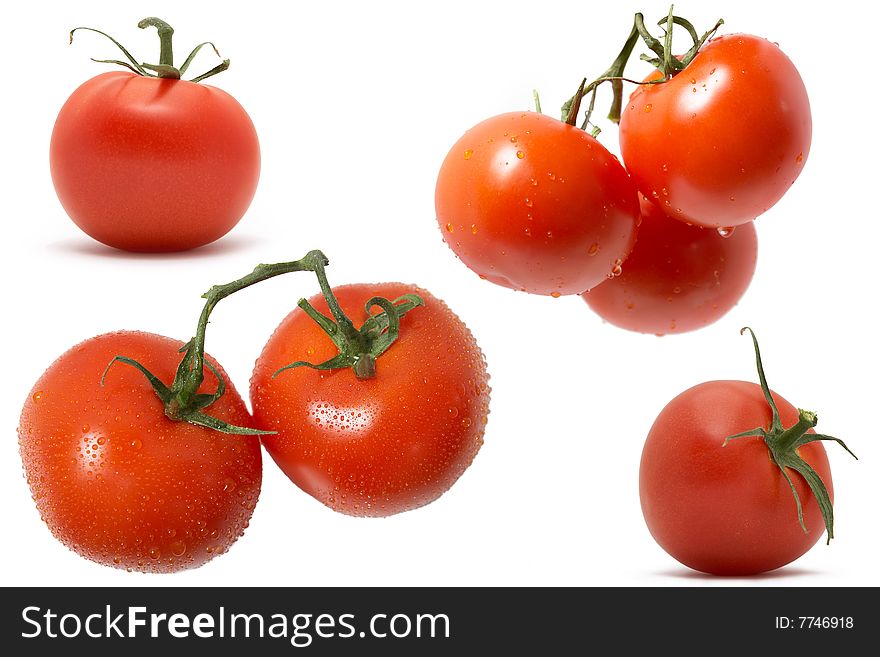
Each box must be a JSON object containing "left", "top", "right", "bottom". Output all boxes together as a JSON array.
[
  {"left": 435, "top": 10, "right": 810, "bottom": 336},
  {"left": 19, "top": 251, "right": 490, "bottom": 573}
]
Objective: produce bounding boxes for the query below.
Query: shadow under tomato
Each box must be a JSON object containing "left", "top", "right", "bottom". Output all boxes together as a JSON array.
[
  {"left": 48, "top": 233, "right": 265, "bottom": 260},
  {"left": 655, "top": 566, "right": 821, "bottom": 580}
]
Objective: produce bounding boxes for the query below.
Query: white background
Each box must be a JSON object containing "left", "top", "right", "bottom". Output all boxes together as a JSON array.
[{"left": 2, "top": 0, "right": 877, "bottom": 587}]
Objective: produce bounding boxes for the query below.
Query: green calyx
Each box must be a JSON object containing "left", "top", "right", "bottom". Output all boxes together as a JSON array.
[
  {"left": 273, "top": 254, "right": 424, "bottom": 381},
  {"left": 70, "top": 17, "right": 230, "bottom": 83},
  {"left": 723, "top": 328, "right": 857, "bottom": 543},
  {"left": 101, "top": 250, "right": 330, "bottom": 435},
  {"left": 99, "top": 249, "right": 424, "bottom": 432},
  {"left": 560, "top": 5, "right": 724, "bottom": 135}
]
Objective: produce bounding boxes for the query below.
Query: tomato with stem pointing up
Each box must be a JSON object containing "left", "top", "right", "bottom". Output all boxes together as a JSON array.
[
  {"left": 640, "top": 329, "right": 856, "bottom": 575},
  {"left": 17, "top": 251, "right": 326, "bottom": 572},
  {"left": 50, "top": 17, "right": 260, "bottom": 252},
  {"left": 618, "top": 34, "right": 811, "bottom": 228},
  {"left": 18, "top": 331, "right": 262, "bottom": 573},
  {"left": 251, "top": 257, "right": 491, "bottom": 517},
  {"left": 563, "top": 12, "right": 811, "bottom": 229}
]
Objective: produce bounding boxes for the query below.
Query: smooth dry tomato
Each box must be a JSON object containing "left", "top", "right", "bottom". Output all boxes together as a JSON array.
[
  {"left": 18, "top": 331, "right": 262, "bottom": 573},
  {"left": 51, "top": 71, "right": 260, "bottom": 252},
  {"left": 50, "top": 20, "right": 260, "bottom": 252},
  {"left": 641, "top": 381, "right": 829, "bottom": 575},
  {"left": 640, "top": 330, "right": 854, "bottom": 576}
]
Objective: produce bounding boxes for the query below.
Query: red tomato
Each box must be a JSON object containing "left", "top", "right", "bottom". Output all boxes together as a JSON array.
[
  {"left": 619, "top": 34, "right": 811, "bottom": 228},
  {"left": 435, "top": 111, "right": 639, "bottom": 296},
  {"left": 582, "top": 196, "right": 757, "bottom": 334},
  {"left": 640, "top": 381, "right": 831, "bottom": 575},
  {"left": 18, "top": 331, "right": 262, "bottom": 573},
  {"left": 251, "top": 283, "right": 490, "bottom": 517},
  {"left": 50, "top": 71, "right": 260, "bottom": 252}
]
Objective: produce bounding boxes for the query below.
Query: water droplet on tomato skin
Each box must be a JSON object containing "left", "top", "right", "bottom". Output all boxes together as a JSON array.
[
  {"left": 130, "top": 438, "right": 142, "bottom": 450},
  {"left": 445, "top": 223, "right": 454, "bottom": 233},
  {"left": 717, "top": 226, "right": 736, "bottom": 238},
  {"left": 470, "top": 224, "right": 478, "bottom": 235},
  {"left": 463, "top": 149, "right": 473, "bottom": 160},
  {"left": 524, "top": 198, "right": 533, "bottom": 208},
  {"left": 644, "top": 103, "right": 653, "bottom": 113},
  {"left": 550, "top": 292, "right": 561, "bottom": 299},
  {"left": 32, "top": 391, "right": 43, "bottom": 402},
  {"left": 587, "top": 243, "right": 600, "bottom": 256},
  {"left": 516, "top": 150, "right": 525, "bottom": 159}
]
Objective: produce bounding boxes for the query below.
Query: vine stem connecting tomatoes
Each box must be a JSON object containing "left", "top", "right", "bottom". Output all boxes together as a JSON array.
[
  {"left": 103, "top": 250, "right": 333, "bottom": 434},
  {"left": 564, "top": 6, "right": 811, "bottom": 229}
]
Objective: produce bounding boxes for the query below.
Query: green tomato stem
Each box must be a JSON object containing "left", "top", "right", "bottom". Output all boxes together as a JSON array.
[
  {"left": 69, "top": 18, "right": 230, "bottom": 83},
  {"left": 724, "top": 328, "right": 857, "bottom": 544},
  {"left": 560, "top": 7, "right": 724, "bottom": 131},
  {"left": 273, "top": 260, "right": 425, "bottom": 381},
  {"left": 102, "top": 250, "right": 330, "bottom": 435},
  {"left": 138, "top": 17, "right": 175, "bottom": 74}
]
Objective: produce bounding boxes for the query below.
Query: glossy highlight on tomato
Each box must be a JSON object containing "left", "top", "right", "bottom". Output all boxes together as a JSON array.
[
  {"left": 251, "top": 283, "right": 490, "bottom": 517},
  {"left": 582, "top": 196, "right": 757, "bottom": 334},
  {"left": 50, "top": 71, "right": 260, "bottom": 252},
  {"left": 435, "top": 111, "right": 639, "bottom": 295},
  {"left": 18, "top": 331, "right": 262, "bottom": 573},
  {"left": 619, "top": 34, "right": 811, "bottom": 228}
]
